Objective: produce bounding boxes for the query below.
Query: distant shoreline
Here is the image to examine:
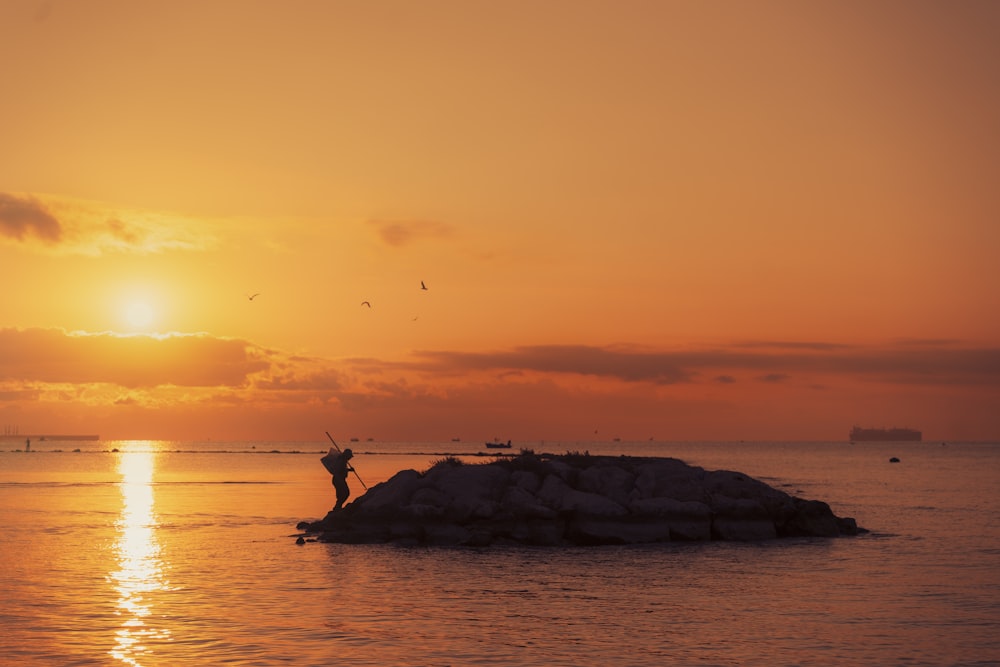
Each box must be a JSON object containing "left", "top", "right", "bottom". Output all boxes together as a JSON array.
[{"left": 0, "top": 434, "right": 100, "bottom": 441}]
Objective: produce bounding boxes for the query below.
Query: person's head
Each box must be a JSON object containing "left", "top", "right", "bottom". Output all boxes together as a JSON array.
[{"left": 343, "top": 448, "right": 353, "bottom": 459}]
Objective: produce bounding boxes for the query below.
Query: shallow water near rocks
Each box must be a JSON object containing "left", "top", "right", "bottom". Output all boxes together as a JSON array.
[{"left": 1, "top": 440, "right": 998, "bottom": 666}]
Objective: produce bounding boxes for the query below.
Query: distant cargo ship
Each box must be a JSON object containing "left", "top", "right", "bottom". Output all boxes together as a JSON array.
[{"left": 849, "top": 426, "right": 921, "bottom": 442}]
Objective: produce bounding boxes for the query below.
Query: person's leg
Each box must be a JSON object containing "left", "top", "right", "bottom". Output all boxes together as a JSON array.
[{"left": 334, "top": 479, "right": 349, "bottom": 509}]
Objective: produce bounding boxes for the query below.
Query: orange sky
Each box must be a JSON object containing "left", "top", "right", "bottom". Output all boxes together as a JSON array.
[{"left": 2, "top": 0, "right": 998, "bottom": 442}]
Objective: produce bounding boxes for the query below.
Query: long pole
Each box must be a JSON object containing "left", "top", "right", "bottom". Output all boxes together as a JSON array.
[{"left": 325, "top": 431, "right": 368, "bottom": 490}]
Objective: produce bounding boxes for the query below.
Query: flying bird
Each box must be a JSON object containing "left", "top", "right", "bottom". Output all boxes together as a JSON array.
[
  {"left": 247, "top": 293, "right": 260, "bottom": 301},
  {"left": 361, "top": 301, "right": 371, "bottom": 308},
  {"left": 420, "top": 281, "right": 428, "bottom": 290}
]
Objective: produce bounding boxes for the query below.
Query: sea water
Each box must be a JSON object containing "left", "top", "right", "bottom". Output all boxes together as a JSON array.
[{"left": 0, "top": 439, "right": 998, "bottom": 666}]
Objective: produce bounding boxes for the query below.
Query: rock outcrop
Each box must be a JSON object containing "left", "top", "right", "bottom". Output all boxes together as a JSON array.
[{"left": 297, "top": 452, "right": 865, "bottom": 546}]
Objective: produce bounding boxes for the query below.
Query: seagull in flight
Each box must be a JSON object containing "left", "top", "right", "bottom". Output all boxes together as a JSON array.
[
  {"left": 420, "top": 281, "right": 428, "bottom": 290},
  {"left": 361, "top": 301, "right": 371, "bottom": 308},
  {"left": 247, "top": 293, "right": 260, "bottom": 301}
]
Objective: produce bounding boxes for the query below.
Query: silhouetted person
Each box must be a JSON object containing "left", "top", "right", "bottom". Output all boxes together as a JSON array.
[
  {"left": 25, "top": 438, "right": 30, "bottom": 452},
  {"left": 328, "top": 448, "right": 355, "bottom": 510}
]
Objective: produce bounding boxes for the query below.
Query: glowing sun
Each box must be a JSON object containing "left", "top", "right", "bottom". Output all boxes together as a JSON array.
[{"left": 124, "top": 301, "right": 155, "bottom": 330}]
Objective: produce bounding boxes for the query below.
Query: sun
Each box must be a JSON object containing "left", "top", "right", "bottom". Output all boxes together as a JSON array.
[{"left": 123, "top": 301, "right": 155, "bottom": 330}]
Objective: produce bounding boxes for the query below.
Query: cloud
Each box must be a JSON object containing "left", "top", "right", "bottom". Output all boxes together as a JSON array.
[
  {"left": 0, "top": 193, "right": 62, "bottom": 243},
  {"left": 0, "top": 328, "right": 268, "bottom": 388},
  {"left": 411, "top": 345, "right": 693, "bottom": 384},
  {"left": 401, "top": 341, "right": 1000, "bottom": 388},
  {"left": 368, "top": 219, "right": 456, "bottom": 247},
  {"left": 835, "top": 347, "right": 1000, "bottom": 386},
  {"left": 106, "top": 218, "right": 143, "bottom": 245},
  {"left": 251, "top": 365, "right": 345, "bottom": 393},
  {"left": 65, "top": 210, "right": 211, "bottom": 255},
  {"left": 0, "top": 192, "right": 215, "bottom": 255},
  {"left": 8, "top": 331, "right": 975, "bottom": 398},
  {"left": 0, "top": 387, "right": 41, "bottom": 401},
  {"left": 734, "top": 340, "right": 850, "bottom": 351},
  {"left": 2, "top": 330, "right": 997, "bottom": 440}
]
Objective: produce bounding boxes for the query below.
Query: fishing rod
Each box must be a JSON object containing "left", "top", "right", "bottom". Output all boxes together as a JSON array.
[{"left": 325, "top": 431, "right": 368, "bottom": 490}]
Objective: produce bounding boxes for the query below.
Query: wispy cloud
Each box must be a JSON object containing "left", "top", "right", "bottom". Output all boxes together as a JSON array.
[
  {"left": 5, "top": 329, "right": 996, "bottom": 396},
  {"left": 2, "top": 329, "right": 997, "bottom": 440},
  {"left": 0, "top": 328, "right": 268, "bottom": 388},
  {"left": 0, "top": 193, "right": 62, "bottom": 243},
  {"left": 399, "top": 341, "right": 1000, "bottom": 388},
  {"left": 733, "top": 340, "right": 851, "bottom": 351},
  {"left": 0, "top": 192, "right": 215, "bottom": 255},
  {"left": 368, "top": 219, "right": 456, "bottom": 247},
  {"left": 409, "top": 345, "right": 693, "bottom": 384}
]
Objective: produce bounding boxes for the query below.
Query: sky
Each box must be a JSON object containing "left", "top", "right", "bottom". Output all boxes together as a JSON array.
[{"left": 1, "top": 0, "right": 998, "bottom": 442}]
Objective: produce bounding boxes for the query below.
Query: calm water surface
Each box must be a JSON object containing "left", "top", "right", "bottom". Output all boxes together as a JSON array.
[{"left": 1, "top": 440, "right": 998, "bottom": 666}]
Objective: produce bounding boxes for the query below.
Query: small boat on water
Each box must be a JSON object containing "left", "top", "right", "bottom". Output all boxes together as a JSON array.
[{"left": 485, "top": 440, "right": 512, "bottom": 449}]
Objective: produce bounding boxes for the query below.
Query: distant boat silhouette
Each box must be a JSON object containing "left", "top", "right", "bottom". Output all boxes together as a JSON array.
[{"left": 485, "top": 440, "right": 512, "bottom": 449}]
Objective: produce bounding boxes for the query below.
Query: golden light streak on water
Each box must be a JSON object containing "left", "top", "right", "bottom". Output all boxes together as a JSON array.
[{"left": 108, "top": 442, "right": 171, "bottom": 666}]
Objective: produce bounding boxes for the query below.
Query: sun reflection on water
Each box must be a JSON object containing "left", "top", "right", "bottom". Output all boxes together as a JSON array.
[{"left": 109, "top": 442, "right": 171, "bottom": 666}]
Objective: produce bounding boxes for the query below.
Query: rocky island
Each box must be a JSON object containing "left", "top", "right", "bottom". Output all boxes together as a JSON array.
[{"left": 297, "top": 451, "right": 865, "bottom": 546}]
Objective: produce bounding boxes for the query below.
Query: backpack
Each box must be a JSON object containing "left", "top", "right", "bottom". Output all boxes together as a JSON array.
[{"left": 320, "top": 452, "right": 337, "bottom": 475}]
